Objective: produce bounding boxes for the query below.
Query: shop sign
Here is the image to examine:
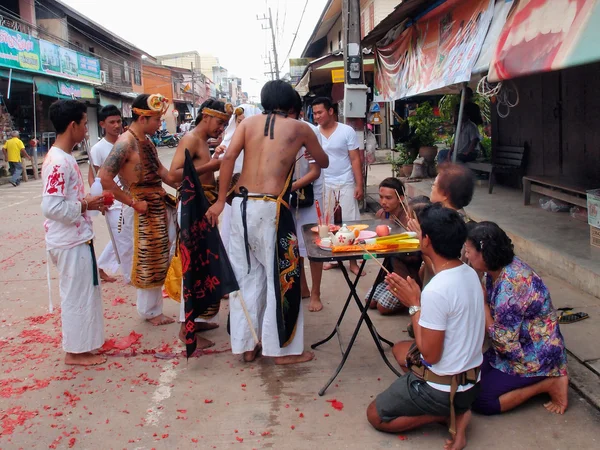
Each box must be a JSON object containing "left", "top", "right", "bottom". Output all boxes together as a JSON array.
[
  {"left": 375, "top": 0, "right": 494, "bottom": 101},
  {"left": 58, "top": 81, "right": 95, "bottom": 99},
  {"left": 331, "top": 68, "right": 345, "bottom": 83},
  {"left": 0, "top": 25, "right": 101, "bottom": 84}
]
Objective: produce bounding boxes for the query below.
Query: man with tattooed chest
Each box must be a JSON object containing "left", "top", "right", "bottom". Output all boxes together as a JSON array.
[{"left": 99, "top": 93, "right": 177, "bottom": 326}]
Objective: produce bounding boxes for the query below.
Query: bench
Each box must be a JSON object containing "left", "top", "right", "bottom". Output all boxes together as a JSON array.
[
  {"left": 466, "top": 144, "right": 527, "bottom": 194},
  {"left": 523, "top": 176, "right": 592, "bottom": 208}
]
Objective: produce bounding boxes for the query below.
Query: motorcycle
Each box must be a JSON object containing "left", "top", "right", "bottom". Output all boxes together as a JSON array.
[{"left": 151, "top": 130, "right": 178, "bottom": 148}]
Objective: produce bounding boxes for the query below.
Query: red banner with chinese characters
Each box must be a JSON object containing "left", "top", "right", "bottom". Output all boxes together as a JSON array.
[
  {"left": 489, "top": 0, "right": 600, "bottom": 82},
  {"left": 375, "top": 0, "right": 493, "bottom": 101}
]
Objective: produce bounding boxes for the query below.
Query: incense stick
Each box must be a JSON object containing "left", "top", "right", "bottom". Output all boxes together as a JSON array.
[
  {"left": 401, "top": 186, "right": 417, "bottom": 220},
  {"left": 357, "top": 243, "right": 390, "bottom": 274}
]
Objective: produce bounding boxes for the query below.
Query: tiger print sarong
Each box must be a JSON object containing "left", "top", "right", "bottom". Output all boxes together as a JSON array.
[{"left": 129, "top": 138, "right": 174, "bottom": 289}]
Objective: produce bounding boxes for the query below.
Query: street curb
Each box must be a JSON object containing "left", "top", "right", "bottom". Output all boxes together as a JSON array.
[{"left": 567, "top": 351, "right": 600, "bottom": 411}]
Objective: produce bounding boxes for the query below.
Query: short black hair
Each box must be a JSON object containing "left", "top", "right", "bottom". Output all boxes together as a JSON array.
[
  {"left": 261, "top": 80, "right": 297, "bottom": 112},
  {"left": 436, "top": 163, "right": 475, "bottom": 209},
  {"left": 419, "top": 203, "right": 467, "bottom": 259},
  {"left": 49, "top": 100, "right": 87, "bottom": 134},
  {"left": 99, "top": 105, "right": 121, "bottom": 122},
  {"left": 196, "top": 98, "right": 227, "bottom": 125},
  {"left": 408, "top": 195, "right": 431, "bottom": 216},
  {"left": 132, "top": 94, "right": 150, "bottom": 121},
  {"left": 379, "top": 177, "right": 404, "bottom": 198},
  {"left": 467, "top": 221, "right": 514, "bottom": 271},
  {"left": 312, "top": 96, "right": 333, "bottom": 111},
  {"left": 292, "top": 91, "right": 303, "bottom": 116}
]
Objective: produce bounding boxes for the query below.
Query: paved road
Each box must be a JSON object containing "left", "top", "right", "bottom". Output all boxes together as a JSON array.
[{"left": 0, "top": 148, "right": 599, "bottom": 449}]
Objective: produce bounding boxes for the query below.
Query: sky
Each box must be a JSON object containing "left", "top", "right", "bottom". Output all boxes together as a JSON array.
[{"left": 61, "top": 0, "right": 328, "bottom": 100}]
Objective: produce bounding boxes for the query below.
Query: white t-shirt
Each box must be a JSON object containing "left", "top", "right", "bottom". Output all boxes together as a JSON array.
[
  {"left": 418, "top": 263, "right": 485, "bottom": 392},
  {"left": 90, "top": 138, "right": 122, "bottom": 209},
  {"left": 41, "top": 146, "right": 94, "bottom": 250},
  {"left": 295, "top": 121, "right": 323, "bottom": 195},
  {"left": 319, "top": 122, "right": 359, "bottom": 185}
]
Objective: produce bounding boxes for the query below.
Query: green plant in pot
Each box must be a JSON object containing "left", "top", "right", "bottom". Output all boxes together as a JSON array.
[
  {"left": 390, "top": 143, "right": 415, "bottom": 178},
  {"left": 408, "top": 103, "right": 440, "bottom": 163}
]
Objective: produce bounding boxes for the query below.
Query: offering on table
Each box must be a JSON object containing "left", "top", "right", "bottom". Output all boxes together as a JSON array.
[
  {"left": 376, "top": 225, "right": 391, "bottom": 237},
  {"left": 329, "top": 224, "right": 360, "bottom": 246},
  {"left": 311, "top": 224, "right": 341, "bottom": 233}
]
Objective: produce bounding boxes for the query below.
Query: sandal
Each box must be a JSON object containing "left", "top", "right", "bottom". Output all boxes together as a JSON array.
[{"left": 559, "top": 310, "right": 590, "bottom": 324}]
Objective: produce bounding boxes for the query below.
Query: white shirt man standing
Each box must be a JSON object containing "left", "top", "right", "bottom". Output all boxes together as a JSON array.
[
  {"left": 312, "top": 97, "right": 364, "bottom": 276},
  {"left": 88, "top": 105, "right": 132, "bottom": 284}
]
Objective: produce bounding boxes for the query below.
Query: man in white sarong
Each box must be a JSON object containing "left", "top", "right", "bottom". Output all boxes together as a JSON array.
[
  {"left": 99, "top": 94, "right": 177, "bottom": 326},
  {"left": 213, "top": 104, "right": 262, "bottom": 251},
  {"left": 88, "top": 104, "right": 133, "bottom": 284},
  {"left": 206, "top": 80, "right": 329, "bottom": 365},
  {"left": 312, "top": 97, "right": 364, "bottom": 276},
  {"left": 41, "top": 99, "right": 107, "bottom": 366},
  {"left": 289, "top": 93, "right": 325, "bottom": 312}
]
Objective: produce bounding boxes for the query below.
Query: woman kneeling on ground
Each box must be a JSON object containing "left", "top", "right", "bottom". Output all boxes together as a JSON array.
[
  {"left": 368, "top": 177, "right": 427, "bottom": 315},
  {"left": 465, "top": 221, "right": 569, "bottom": 415}
]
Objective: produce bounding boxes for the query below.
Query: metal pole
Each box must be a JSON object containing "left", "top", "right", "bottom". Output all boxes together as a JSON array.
[
  {"left": 7, "top": 68, "right": 12, "bottom": 99},
  {"left": 31, "top": 84, "right": 39, "bottom": 179},
  {"left": 268, "top": 8, "right": 280, "bottom": 80},
  {"left": 452, "top": 82, "right": 468, "bottom": 163},
  {"left": 191, "top": 62, "right": 196, "bottom": 119}
]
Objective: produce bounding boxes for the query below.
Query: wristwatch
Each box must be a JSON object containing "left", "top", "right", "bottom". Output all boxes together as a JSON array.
[{"left": 409, "top": 305, "right": 421, "bottom": 316}]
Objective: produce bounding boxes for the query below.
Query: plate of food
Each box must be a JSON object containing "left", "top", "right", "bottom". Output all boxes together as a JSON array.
[
  {"left": 311, "top": 224, "right": 341, "bottom": 233},
  {"left": 347, "top": 224, "right": 369, "bottom": 232},
  {"left": 357, "top": 230, "right": 377, "bottom": 240}
]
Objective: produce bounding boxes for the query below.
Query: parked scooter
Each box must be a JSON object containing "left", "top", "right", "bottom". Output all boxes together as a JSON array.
[{"left": 151, "top": 129, "right": 178, "bottom": 148}]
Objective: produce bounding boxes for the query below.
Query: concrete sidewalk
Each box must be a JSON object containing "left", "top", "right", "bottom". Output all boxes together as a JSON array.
[{"left": 366, "top": 163, "right": 600, "bottom": 411}]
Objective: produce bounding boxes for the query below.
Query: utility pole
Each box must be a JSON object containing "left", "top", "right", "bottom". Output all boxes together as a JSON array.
[
  {"left": 343, "top": 0, "right": 363, "bottom": 86},
  {"left": 191, "top": 62, "right": 196, "bottom": 119},
  {"left": 257, "top": 8, "right": 280, "bottom": 80}
]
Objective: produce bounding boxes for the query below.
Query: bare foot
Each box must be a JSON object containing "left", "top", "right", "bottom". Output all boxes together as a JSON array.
[
  {"left": 243, "top": 344, "right": 261, "bottom": 362},
  {"left": 194, "top": 322, "right": 219, "bottom": 332},
  {"left": 349, "top": 264, "right": 365, "bottom": 277},
  {"left": 194, "top": 336, "right": 215, "bottom": 350},
  {"left": 444, "top": 410, "right": 470, "bottom": 450},
  {"left": 99, "top": 269, "right": 117, "bottom": 283},
  {"left": 308, "top": 294, "right": 323, "bottom": 312},
  {"left": 65, "top": 352, "right": 107, "bottom": 366},
  {"left": 274, "top": 351, "right": 315, "bottom": 365},
  {"left": 301, "top": 288, "right": 311, "bottom": 299},
  {"left": 222, "top": 294, "right": 229, "bottom": 300},
  {"left": 323, "top": 262, "right": 339, "bottom": 271},
  {"left": 544, "top": 376, "right": 569, "bottom": 414},
  {"left": 369, "top": 300, "right": 378, "bottom": 309},
  {"left": 147, "top": 314, "right": 176, "bottom": 326}
]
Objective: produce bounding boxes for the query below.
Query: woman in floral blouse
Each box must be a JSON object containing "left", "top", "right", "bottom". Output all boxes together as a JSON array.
[{"left": 465, "top": 222, "right": 568, "bottom": 416}]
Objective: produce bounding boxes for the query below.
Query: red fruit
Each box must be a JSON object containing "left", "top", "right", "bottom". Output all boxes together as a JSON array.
[{"left": 102, "top": 191, "right": 115, "bottom": 207}]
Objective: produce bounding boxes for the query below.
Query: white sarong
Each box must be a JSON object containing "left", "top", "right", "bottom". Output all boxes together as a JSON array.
[
  {"left": 48, "top": 243, "right": 104, "bottom": 353},
  {"left": 323, "top": 181, "right": 360, "bottom": 223},
  {"left": 229, "top": 197, "right": 305, "bottom": 357},
  {"left": 96, "top": 207, "right": 133, "bottom": 283},
  {"left": 122, "top": 205, "right": 176, "bottom": 319},
  {"left": 293, "top": 185, "right": 322, "bottom": 258}
]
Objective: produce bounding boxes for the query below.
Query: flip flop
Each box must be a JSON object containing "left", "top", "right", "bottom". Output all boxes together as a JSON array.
[{"left": 559, "top": 311, "right": 590, "bottom": 324}]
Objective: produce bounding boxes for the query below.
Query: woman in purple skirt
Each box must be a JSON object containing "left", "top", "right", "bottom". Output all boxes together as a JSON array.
[{"left": 465, "top": 222, "right": 569, "bottom": 416}]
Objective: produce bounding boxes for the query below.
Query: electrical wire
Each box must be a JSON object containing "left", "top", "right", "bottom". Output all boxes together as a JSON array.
[{"left": 280, "top": 0, "right": 309, "bottom": 71}]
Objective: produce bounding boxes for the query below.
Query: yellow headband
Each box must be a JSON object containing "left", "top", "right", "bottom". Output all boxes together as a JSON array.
[
  {"left": 133, "top": 94, "right": 169, "bottom": 117},
  {"left": 202, "top": 103, "right": 234, "bottom": 121}
]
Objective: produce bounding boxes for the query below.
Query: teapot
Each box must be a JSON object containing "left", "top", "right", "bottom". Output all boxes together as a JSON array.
[{"left": 329, "top": 224, "right": 359, "bottom": 246}]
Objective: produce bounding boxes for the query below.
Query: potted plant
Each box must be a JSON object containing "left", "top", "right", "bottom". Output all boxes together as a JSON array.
[
  {"left": 391, "top": 143, "right": 415, "bottom": 177},
  {"left": 408, "top": 102, "right": 440, "bottom": 163}
]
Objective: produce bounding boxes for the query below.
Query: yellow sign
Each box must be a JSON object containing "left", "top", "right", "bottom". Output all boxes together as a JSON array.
[{"left": 331, "top": 69, "right": 345, "bottom": 84}]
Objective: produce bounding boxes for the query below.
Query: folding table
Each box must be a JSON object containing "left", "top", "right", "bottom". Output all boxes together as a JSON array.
[{"left": 302, "top": 219, "right": 421, "bottom": 396}]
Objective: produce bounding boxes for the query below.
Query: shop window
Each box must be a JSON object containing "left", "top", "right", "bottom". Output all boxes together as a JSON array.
[
  {"left": 111, "top": 63, "right": 121, "bottom": 84},
  {"left": 133, "top": 62, "right": 142, "bottom": 86},
  {"left": 123, "top": 60, "right": 130, "bottom": 83}
]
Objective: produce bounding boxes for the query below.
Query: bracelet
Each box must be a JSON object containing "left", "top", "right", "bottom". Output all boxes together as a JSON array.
[{"left": 82, "top": 199, "right": 88, "bottom": 213}]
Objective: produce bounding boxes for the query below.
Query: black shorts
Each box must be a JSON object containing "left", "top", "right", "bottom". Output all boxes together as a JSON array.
[{"left": 375, "top": 372, "right": 480, "bottom": 422}]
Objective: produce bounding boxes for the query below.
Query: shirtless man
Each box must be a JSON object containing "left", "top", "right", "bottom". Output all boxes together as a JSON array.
[
  {"left": 169, "top": 98, "right": 231, "bottom": 349},
  {"left": 206, "top": 80, "right": 329, "bottom": 365},
  {"left": 99, "top": 93, "right": 177, "bottom": 326}
]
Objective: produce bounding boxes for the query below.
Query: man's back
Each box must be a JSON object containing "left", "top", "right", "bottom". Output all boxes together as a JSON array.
[
  {"left": 4, "top": 137, "right": 25, "bottom": 162},
  {"left": 236, "top": 114, "right": 318, "bottom": 196}
]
